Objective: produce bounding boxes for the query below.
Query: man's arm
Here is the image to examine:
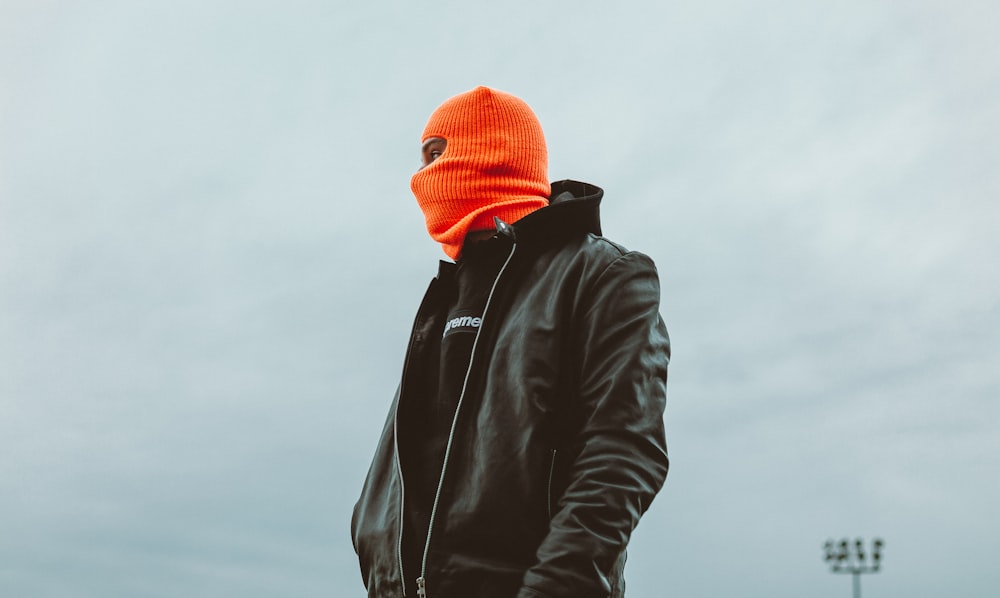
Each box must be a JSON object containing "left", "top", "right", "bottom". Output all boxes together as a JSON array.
[{"left": 518, "top": 250, "right": 670, "bottom": 598}]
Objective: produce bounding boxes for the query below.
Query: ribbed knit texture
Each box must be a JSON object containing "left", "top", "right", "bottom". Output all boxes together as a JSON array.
[{"left": 411, "top": 86, "right": 550, "bottom": 259}]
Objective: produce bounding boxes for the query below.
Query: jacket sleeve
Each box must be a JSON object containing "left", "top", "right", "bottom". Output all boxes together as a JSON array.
[{"left": 517, "top": 250, "right": 670, "bottom": 598}]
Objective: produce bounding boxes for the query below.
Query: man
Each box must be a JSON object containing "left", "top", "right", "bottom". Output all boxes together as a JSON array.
[{"left": 351, "top": 86, "right": 670, "bottom": 598}]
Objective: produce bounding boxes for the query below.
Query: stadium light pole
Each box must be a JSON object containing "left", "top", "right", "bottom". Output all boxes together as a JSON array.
[{"left": 823, "top": 537, "right": 884, "bottom": 598}]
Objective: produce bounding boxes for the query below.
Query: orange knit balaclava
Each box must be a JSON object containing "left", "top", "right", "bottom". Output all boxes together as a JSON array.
[{"left": 410, "top": 86, "right": 550, "bottom": 259}]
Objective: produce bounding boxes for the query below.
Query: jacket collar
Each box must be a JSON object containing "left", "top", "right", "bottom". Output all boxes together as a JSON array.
[{"left": 494, "top": 179, "right": 603, "bottom": 248}]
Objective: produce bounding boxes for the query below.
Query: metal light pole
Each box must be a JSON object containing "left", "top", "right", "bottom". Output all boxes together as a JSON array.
[{"left": 823, "top": 537, "right": 884, "bottom": 598}]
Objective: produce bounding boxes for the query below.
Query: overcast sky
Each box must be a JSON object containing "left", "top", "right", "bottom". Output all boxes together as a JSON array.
[{"left": 2, "top": 1, "right": 998, "bottom": 597}]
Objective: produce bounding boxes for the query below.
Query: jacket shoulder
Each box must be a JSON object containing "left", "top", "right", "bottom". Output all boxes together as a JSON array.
[{"left": 571, "top": 233, "right": 660, "bottom": 276}]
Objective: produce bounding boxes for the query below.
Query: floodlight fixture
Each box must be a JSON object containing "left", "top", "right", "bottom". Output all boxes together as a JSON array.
[{"left": 822, "top": 537, "right": 884, "bottom": 598}]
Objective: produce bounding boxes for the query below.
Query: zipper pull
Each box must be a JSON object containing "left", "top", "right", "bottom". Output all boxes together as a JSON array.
[{"left": 416, "top": 576, "right": 427, "bottom": 598}]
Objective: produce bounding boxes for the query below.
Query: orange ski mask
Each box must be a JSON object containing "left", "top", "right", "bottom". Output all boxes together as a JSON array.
[{"left": 410, "top": 87, "right": 551, "bottom": 259}]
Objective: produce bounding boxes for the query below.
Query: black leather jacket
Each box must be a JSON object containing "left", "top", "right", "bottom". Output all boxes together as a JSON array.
[{"left": 351, "top": 181, "right": 670, "bottom": 598}]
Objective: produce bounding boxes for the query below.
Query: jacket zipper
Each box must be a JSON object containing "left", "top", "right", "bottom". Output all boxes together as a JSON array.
[
  {"left": 417, "top": 243, "right": 518, "bottom": 598},
  {"left": 547, "top": 449, "right": 557, "bottom": 520},
  {"left": 395, "top": 280, "right": 442, "bottom": 598},
  {"left": 393, "top": 398, "right": 408, "bottom": 597}
]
